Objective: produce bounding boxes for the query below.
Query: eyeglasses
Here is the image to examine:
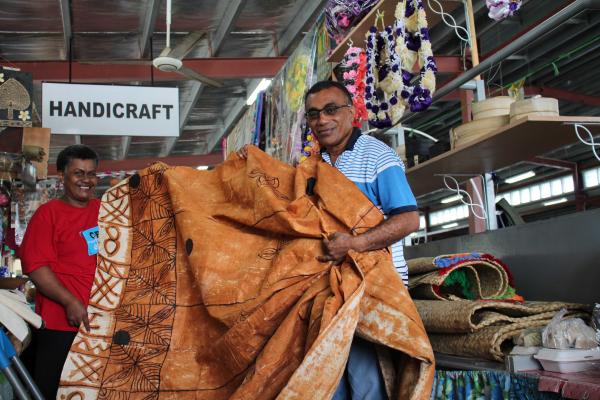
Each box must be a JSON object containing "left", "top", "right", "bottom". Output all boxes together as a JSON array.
[
  {"left": 72, "top": 170, "right": 98, "bottom": 180},
  {"left": 305, "top": 104, "right": 352, "bottom": 121}
]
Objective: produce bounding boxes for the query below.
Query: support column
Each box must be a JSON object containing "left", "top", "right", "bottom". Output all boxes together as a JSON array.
[
  {"left": 467, "top": 177, "right": 487, "bottom": 233},
  {"left": 460, "top": 89, "right": 474, "bottom": 123}
]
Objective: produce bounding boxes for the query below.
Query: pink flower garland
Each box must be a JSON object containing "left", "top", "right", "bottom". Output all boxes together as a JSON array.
[{"left": 341, "top": 47, "right": 368, "bottom": 127}]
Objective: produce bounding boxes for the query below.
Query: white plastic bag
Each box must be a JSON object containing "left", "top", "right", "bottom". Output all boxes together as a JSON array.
[{"left": 542, "top": 308, "right": 598, "bottom": 350}]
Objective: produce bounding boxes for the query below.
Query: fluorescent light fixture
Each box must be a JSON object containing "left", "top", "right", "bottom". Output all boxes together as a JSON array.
[
  {"left": 543, "top": 197, "right": 567, "bottom": 207},
  {"left": 442, "top": 222, "right": 459, "bottom": 229},
  {"left": 196, "top": 165, "right": 209, "bottom": 170},
  {"left": 505, "top": 170, "right": 536, "bottom": 184},
  {"left": 246, "top": 79, "right": 272, "bottom": 105},
  {"left": 441, "top": 194, "right": 463, "bottom": 204}
]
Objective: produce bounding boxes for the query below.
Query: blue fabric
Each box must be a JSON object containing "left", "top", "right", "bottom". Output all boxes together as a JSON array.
[
  {"left": 434, "top": 252, "right": 483, "bottom": 268},
  {"left": 431, "top": 370, "right": 560, "bottom": 400},
  {"left": 321, "top": 129, "right": 417, "bottom": 284},
  {"left": 0, "top": 330, "right": 15, "bottom": 369},
  {"left": 333, "top": 336, "right": 388, "bottom": 400}
]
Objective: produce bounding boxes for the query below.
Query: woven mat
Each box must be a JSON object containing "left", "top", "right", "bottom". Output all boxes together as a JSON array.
[
  {"left": 429, "top": 311, "right": 589, "bottom": 362},
  {"left": 415, "top": 300, "right": 591, "bottom": 333},
  {"left": 408, "top": 259, "right": 509, "bottom": 300}
]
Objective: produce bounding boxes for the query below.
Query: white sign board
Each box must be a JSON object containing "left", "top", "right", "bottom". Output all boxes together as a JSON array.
[{"left": 42, "top": 82, "right": 179, "bottom": 137}]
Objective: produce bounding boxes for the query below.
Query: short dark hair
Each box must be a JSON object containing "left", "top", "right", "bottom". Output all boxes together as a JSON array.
[
  {"left": 304, "top": 80, "right": 353, "bottom": 108},
  {"left": 56, "top": 144, "right": 99, "bottom": 172}
]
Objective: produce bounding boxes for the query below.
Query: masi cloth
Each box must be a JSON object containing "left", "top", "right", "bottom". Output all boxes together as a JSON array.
[{"left": 59, "top": 146, "right": 434, "bottom": 399}]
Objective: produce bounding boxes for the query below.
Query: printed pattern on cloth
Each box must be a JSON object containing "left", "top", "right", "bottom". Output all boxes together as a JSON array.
[
  {"left": 59, "top": 148, "right": 434, "bottom": 400},
  {"left": 59, "top": 164, "right": 175, "bottom": 399}
]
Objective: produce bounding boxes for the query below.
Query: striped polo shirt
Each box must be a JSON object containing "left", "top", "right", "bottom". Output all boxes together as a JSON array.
[{"left": 321, "top": 128, "right": 418, "bottom": 284}]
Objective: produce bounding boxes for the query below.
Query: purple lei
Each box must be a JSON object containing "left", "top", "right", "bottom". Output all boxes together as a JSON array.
[
  {"left": 395, "top": 0, "right": 436, "bottom": 113},
  {"left": 364, "top": 24, "right": 401, "bottom": 128},
  {"left": 408, "top": 85, "right": 432, "bottom": 112}
]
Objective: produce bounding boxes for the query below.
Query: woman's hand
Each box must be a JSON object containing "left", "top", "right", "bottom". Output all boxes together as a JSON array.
[{"left": 65, "top": 298, "right": 90, "bottom": 332}]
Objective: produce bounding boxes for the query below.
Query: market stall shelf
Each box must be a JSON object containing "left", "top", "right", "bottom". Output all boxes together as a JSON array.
[
  {"left": 327, "top": 0, "right": 461, "bottom": 63},
  {"left": 406, "top": 115, "right": 600, "bottom": 197}
]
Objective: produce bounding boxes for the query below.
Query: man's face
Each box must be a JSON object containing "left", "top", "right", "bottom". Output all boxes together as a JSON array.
[
  {"left": 60, "top": 158, "right": 98, "bottom": 205},
  {"left": 305, "top": 87, "right": 355, "bottom": 150}
]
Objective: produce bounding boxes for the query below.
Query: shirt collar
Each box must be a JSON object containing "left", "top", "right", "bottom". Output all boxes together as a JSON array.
[{"left": 320, "top": 128, "right": 362, "bottom": 155}]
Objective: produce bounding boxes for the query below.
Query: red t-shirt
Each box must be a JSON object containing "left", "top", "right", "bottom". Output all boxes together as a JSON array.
[{"left": 20, "top": 198, "right": 101, "bottom": 331}]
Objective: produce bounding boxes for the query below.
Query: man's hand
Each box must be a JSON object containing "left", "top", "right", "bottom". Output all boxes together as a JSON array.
[
  {"left": 317, "top": 232, "right": 358, "bottom": 264},
  {"left": 236, "top": 144, "right": 250, "bottom": 160},
  {"left": 65, "top": 299, "right": 90, "bottom": 332}
]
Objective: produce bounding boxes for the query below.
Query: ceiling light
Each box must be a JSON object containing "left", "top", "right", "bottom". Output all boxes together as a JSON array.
[
  {"left": 196, "top": 165, "right": 209, "bottom": 170},
  {"left": 442, "top": 222, "right": 459, "bottom": 229},
  {"left": 246, "top": 79, "right": 272, "bottom": 105},
  {"left": 441, "top": 194, "right": 463, "bottom": 204},
  {"left": 505, "top": 170, "right": 536, "bottom": 184},
  {"left": 543, "top": 197, "right": 567, "bottom": 207}
]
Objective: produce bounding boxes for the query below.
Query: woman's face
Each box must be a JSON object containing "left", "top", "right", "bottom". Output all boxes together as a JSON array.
[{"left": 60, "top": 158, "right": 98, "bottom": 207}]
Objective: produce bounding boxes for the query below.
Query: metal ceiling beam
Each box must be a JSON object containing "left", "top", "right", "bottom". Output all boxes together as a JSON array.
[
  {"left": 161, "top": 0, "right": 246, "bottom": 157},
  {"left": 268, "top": 0, "right": 328, "bottom": 56},
  {"left": 206, "top": 0, "right": 326, "bottom": 153},
  {"left": 479, "top": 0, "right": 575, "bottom": 58},
  {"left": 537, "top": 44, "right": 600, "bottom": 86},
  {"left": 206, "top": 82, "right": 257, "bottom": 152},
  {"left": 528, "top": 156, "right": 577, "bottom": 171},
  {"left": 58, "top": 0, "right": 72, "bottom": 59},
  {"left": 492, "top": 15, "right": 600, "bottom": 86},
  {"left": 431, "top": 0, "right": 600, "bottom": 104},
  {"left": 183, "top": 124, "right": 218, "bottom": 131},
  {"left": 12, "top": 58, "right": 287, "bottom": 82},
  {"left": 429, "top": 0, "right": 487, "bottom": 53},
  {"left": 47, "top": 152, "right": 224, "bottom": 175},
  {"left": 120, "top": 136, "right": 131, "bottom": 160},
  {"left": 210, "top": 0, "right": 247, "bottom": 56},
  {"left": 139, "top": 0, "right": 161, "bottom": 58},
  {"left": 525, "top": 87, "right": 600, "bottom": 107}
]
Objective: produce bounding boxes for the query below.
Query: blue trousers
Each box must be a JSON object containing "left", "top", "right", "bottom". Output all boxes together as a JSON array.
[{"left": 332, "top": 336, "right": 388, "bottom": 400}]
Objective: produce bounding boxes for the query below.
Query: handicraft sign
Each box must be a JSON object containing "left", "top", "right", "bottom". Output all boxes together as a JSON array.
[
  {"left": 42, "top": 82, "right": 180, "bottom": 137},
  {"left": 0, "top": 67, "right": 33, "bottom": 128}
]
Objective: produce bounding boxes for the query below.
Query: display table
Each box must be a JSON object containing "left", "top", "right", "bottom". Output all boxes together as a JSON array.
[{"left": 523, "top": 370, "right": 600, "bottom": 400}]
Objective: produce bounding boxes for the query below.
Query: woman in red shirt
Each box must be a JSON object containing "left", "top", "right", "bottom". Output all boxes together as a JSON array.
[{"left": 20, "top": 144, "right": 101, "bottom": 399}]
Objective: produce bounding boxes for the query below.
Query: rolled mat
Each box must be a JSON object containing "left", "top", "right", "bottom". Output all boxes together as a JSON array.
[
  {"left": 429, "top": 312, "right": 589, "bottom": 362},
  {"left": 409, "top": 261, "right": 509, "bottom": 301},
  {"left": 415, "top": 300, "right": 591, "bottom": 333},
  {"left": 407, "top": 253, "right": 516, "bottom": 301}
]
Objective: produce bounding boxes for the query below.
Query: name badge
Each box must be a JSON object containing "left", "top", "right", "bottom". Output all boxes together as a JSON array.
[{"left": 81, "top": 226, "right": 100, "bottom": 256}]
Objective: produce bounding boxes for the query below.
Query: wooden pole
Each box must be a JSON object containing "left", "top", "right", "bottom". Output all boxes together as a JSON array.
[{"left": 465, "top": 0, "right": 481, "bottom": 79}]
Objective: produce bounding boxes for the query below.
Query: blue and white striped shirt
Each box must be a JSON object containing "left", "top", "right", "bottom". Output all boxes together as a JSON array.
[{"left": 321, "top": 129, "right": 417, "bottom": 284}]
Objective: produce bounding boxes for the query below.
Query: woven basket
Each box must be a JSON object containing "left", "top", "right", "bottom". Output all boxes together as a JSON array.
[
  {"left": 415, "top": 300, "right": 591, "bottom": 333},
  {"left": 429, "top": 311, "right": 590, "bottom": 362},
  {"left": 472, "top": 96, "right": 514, "bottom": 120},
  {"left": 450, "top": 116, "right": 509, "bottom": 149},
  {"left": 509, "top": 97, "right": 559, "bottom": 123}
]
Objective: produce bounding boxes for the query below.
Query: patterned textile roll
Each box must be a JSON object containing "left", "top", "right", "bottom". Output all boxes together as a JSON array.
[{"left": 58, "top": 146, "right": 435, "bottom": 400}]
